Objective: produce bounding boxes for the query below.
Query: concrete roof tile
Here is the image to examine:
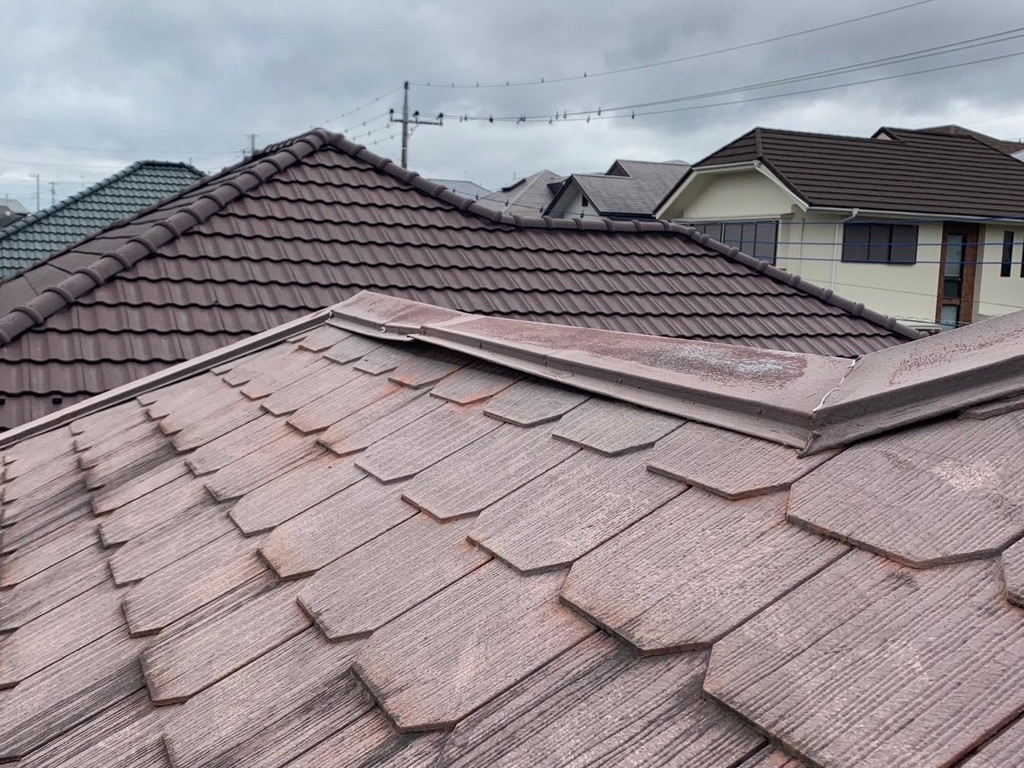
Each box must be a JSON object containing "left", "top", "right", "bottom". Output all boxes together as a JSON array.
[
  {"left": 562, "top": 488, "right": 846, "bottom": 653},
  {"left": 354, "top": 562, "right": 595, "bottom": 731},
  {"left": 298, "top": 512, "right": 489, "bottom": 640},
  {"left": 705, "top": 552, "right": 1024, "bottom": 768}
]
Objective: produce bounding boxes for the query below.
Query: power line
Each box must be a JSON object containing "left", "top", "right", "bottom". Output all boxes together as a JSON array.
[
  {"left": 455, "top": 29, "right": 1024, "bottom": 124},
  {"left": 412, "top": 0, "right": 940, "bottom": 88}
]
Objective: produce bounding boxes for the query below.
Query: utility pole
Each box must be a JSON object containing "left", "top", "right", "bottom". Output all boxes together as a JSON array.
[
  {"left": 49, "top": 181, "right": 56, "bottom": 206},
  {"left": 29, "top": 173, "right": 40, "bottom": 212},
  {"left": 247, "top": 134, "right": 256, "bottom": 155},
  {"left": 389, "top": 81, "right": 443, "bottom": 168}
]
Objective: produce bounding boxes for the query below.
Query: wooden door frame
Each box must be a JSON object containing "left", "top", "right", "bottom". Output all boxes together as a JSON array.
[{"left": 936, "top": 221, "right": 980, "bottom": 326}]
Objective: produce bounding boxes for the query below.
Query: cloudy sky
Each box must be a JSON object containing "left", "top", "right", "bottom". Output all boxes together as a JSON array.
[{"left": 1, "top": 0, "right": 1022, "bottom": 210}]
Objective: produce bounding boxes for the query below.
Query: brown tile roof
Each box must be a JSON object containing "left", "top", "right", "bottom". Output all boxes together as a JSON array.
[
  {"left": 919, "top": 124, "right": 1024, "bottom": 157},
  {"left": 0, "top": 291, "right": 1022, "bottom": 767},
  {"left": 686, "top": 125, "right": 1024, "bottom": 219},
  {"left": 0, "top": 129, "right": 920, "bottom": 430}
]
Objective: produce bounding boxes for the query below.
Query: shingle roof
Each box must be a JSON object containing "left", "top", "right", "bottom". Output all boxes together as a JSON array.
[
  {"left": 688, "top": 126, "right": 1024, "bottom": 218},
  {"left": 428, "top": 179, "right": 492, "bottom": 199},
  {"left": 0, "top": 291, "right": 1022, "bottom": 767},
  {"left": 547, "top": 159, "right": 689, "bottom": 219},
  {"left": 0, "top": 129, "right": 920, "bottom": 430},
  {"left": 476, "top": 169, "right": 564, "bottom": 214},
  {"left": 0, "top": 161, "right": 205, "bottom": 278}
]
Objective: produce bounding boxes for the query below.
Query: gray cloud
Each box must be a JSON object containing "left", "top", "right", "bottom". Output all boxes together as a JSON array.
[{"left": 2, "top": 0, "right": 1022, "bottom": 208}]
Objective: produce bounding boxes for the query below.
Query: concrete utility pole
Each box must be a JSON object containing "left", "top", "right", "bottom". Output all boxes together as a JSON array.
[
  {"left": 389, "top": 81, "right": 443, "bottom": 168},
  {"left": 49, "top": 181, "right": 56, "bottom": 206}
]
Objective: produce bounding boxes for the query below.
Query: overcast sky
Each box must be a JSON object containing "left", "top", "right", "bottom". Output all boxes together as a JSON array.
[{"left": 2, "top": 0, "right": 1023, "bottom": 210}]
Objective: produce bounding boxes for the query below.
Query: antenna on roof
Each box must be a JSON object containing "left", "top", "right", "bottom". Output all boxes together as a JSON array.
[{"left": 389, "top": 81, "right": 443, "bottom": 168}]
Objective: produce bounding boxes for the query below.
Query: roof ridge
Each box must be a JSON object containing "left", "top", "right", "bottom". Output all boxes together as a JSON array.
[
  {"left": 0, "top": 132, "right": 329, "bottom": 345},
  {"left": 313, "top": 130, "right": 920, "bottom": 343},
  {"left": 0, "top": 159, "right": 204, "bottom": 246}
]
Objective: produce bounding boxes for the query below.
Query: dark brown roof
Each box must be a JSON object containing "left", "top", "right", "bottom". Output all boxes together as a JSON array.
[
  {"left": 687, "top": 125, "right": 1024, "bottom": 219},
  {"left": 0, "top": 130, "right": 920, "bottom": 430},
  {"left": 919, "top": 124, "right": 1024, "bottom": 157},
  {"left": 0, "top": 291, "right": 1022, "bottom": 767}
]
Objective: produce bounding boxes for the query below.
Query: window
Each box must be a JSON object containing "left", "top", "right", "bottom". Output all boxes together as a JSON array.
[
  {"left": 689, "top": 219, "right": 777, "bottom": 264},
  {"left": 1002, "top": 231, "right": 1014, "bottom": 277},
  {"left": 841, "top": 222, "right": 917, "bottom": 263}
]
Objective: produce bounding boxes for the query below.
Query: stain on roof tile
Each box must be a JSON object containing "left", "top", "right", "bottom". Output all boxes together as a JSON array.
[
  {"left": 298, "top": 513, "right": 490, "bottom": 641},
  {"left": 287, "top": 375, "right": 402, "bottom": 435},
  {"left": 401, "top": 423, "right": 576, "bottom": 520},
  {"left": 0, "top": 580, "right": 124, "bottom": 689},
  {"left": 561, "top": 488, "right": 846, "bottom": 653},
  {"left": 440, "top": 634, "right": 762, "bottom": 767},
  {"left": 469, "top": 450, "right": 683, "bottom": 573},
  {"left": 788, "top": 414, "right": 1024, "bottom": 566},
  {"left": 552, "top": 396, "right": 683, "bottom": 455},
  {"left": 428, "top": 361, "right": 518, "bottom": 404},
  {"left": 121, "top": 531, "right": 265, "bottom": 636},
  {"left": 160, "top": 629, "right": 366, "bottom": 767},
  {"left": 354, "top": 561, "right": 594, "bottom": 731},
  {"left": 140, "top": 576, "right": 307, "bottom": 704},
  {"left": 354, "top": 402, "right": 501, "bottom": 483},
  {"left": 648, "top": 421, "right": 836, "bottom": 499},
  {"left": 0, "top": 542, "right": 108, "bottom": 633},
  {"left": 704, "top": 552, "right": 1024, "bottom": 768},
  {"left": 0, "top": 628, "right": 148, "bottom": 762},
  {"left": 202, "top": 430, "right": 322, "bottom": 500},
  {"left": 258, "top": 476, "right": 418, "bottom": 580},
  {"left": 228, "top": 454, "right": 364, "bottom": 535},
  {"left": 318, "top": 386, "right": 438, "bottom": 456},
  {"left": 483, "top": 379, "right": 588, "bottom": 426}
]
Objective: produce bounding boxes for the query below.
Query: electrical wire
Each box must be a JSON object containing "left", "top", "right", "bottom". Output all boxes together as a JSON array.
[
  {"left": 412, "top": 0, "right": 940, "bottom": 88},
  {"left": 456, "top": 31, "right": 1024, "bottom": 124}
]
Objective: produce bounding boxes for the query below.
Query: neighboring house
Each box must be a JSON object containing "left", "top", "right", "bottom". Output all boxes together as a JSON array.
[
  {"left": 546, "top": 159, "right": 690, "bottom": 220},
  {"left": 0, "top": 128, "right": 919, "bottom": 429},
  {"left": 0, "top": 161, "right": 205, "bottom": 278},
  {"left": 1, "top": 290, "right": 1023, "bottom": 767},
  {"left": 657, "top": 126, "right": 1024, "bottom": 331},
  {"left": 428, "top": 178, "right": 491, "bottom": 199},
  {"left": 0, "top": 197, "right": 28, "bottom": 229},
  {"left": 923, "top": 124, "right": 1024, "bottom": 158},
  {"left": 476, "top": 169, "right": 565, "bottom": 214}
]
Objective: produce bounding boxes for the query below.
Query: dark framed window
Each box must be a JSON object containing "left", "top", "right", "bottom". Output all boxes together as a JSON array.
[
  {"left": 1002, "top": 231, "right": 1014, "bottom": 277},
  {"left": 841, "top": 222, "right": 918, "bottom": 264},
  {"left": 689, "top": 219, "right": 777, "bottom": 264}
]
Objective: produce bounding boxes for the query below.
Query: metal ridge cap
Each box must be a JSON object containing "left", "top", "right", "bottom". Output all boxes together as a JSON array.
[
  {"left": 414, "top": 326, "right": 818, "bottom": 448},
  {"left": 0, "top": 308, "right": 330, "bottom": 450},
  {"left": 414, "top": 315, "right": 847, "bottom": 449},
  {"left": 807, "top": 311, "right": 1024, "bottom": 450}
]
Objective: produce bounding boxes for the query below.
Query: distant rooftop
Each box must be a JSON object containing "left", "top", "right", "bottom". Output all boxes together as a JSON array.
[
  {"left": 0, "top": 161, "right": 205, "bottom": 278},
  {"left": 429, "top": 179, "right": 491, "bottom": 199}
]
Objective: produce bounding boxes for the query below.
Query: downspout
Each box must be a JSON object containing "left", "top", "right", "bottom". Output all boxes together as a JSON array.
[{"left": 832, "top": 208, "right": 859, "bottom": 290}]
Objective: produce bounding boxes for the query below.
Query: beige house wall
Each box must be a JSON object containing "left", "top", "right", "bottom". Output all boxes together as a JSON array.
[
  {"left": 976, "top": 224, "right": 1024, "bottom": 321},
  {"left": 663, "top": 170, "right": 797, "bottom": 220},
  {"left": 661, "top": 170, "right": 945, "bottom": 326}
]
